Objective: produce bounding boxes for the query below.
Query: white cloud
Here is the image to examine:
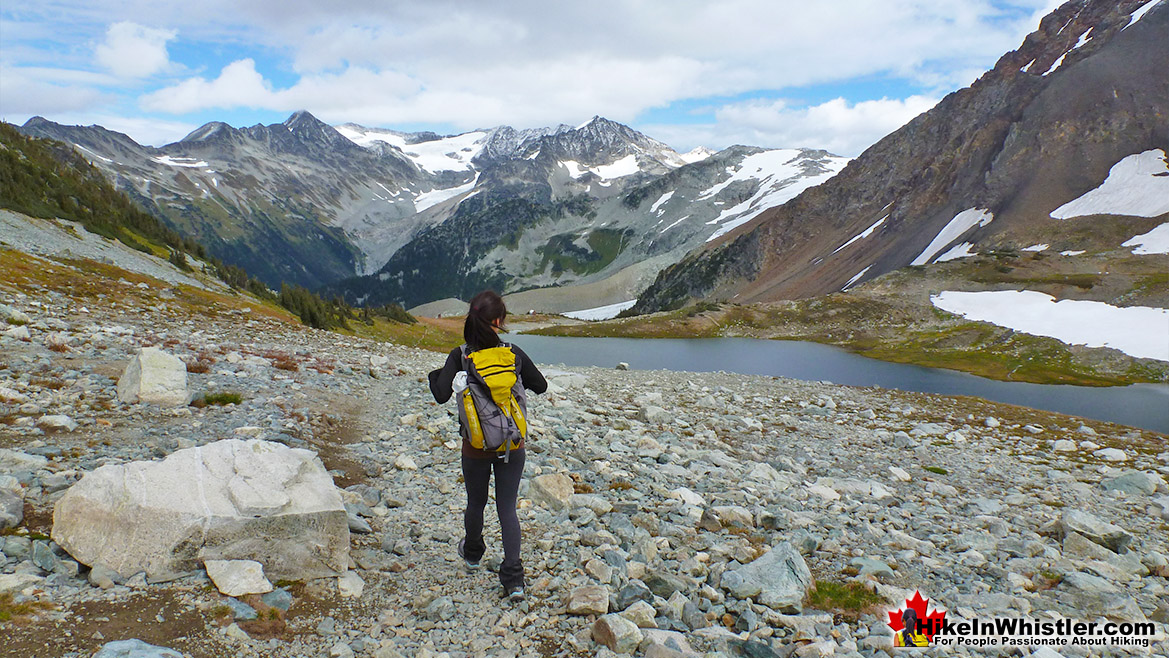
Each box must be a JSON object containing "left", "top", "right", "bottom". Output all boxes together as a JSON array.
[
  {"left": 6, "top": 1, "right": 1059, "bottom": 149},
  {"left": 0, "top": 68, "right": 107, "bottom": 117},
  {"left": 643, "top": 95, "right": 940, "bottom": 156},
  {"left": 95, "top": 22, "right": 176, "bottom": 78}
]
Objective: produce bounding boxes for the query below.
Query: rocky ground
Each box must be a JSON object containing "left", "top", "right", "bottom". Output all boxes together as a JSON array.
[{"left": 1, "top": 250, "right": 1168, "bottom": 658}]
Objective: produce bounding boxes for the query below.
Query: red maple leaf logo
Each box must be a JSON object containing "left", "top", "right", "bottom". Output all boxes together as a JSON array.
[{"left": 887, "top": 590, "right": 947, "bottom": 641}]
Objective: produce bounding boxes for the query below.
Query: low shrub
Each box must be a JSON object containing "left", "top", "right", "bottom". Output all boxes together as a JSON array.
[{"left": 191, "top": 391, "right": 243, "bottom": 407}]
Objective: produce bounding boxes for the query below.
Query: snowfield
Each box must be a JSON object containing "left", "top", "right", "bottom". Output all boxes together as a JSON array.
[
  {"left": 1050, "top": 149, "right": 1169, "bottom": 219},
  {"left": 562, "top": 300, "right": 637, "bottom": 321},
  {"left": 931, "top": 290, "right": 1169, "bottom": 362}
]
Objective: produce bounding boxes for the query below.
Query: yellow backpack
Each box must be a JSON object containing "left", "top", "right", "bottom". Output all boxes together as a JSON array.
[{"left": 457, "top": 344, "right": 528, "bottom": 461}]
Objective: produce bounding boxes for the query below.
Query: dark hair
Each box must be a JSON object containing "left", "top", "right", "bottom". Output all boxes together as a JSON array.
[
  {"left": 464, "top": 290, "right": 506, "bottom": 350},
  {"left": 902, "top": 608, "right": 919, "bottom": 636}
]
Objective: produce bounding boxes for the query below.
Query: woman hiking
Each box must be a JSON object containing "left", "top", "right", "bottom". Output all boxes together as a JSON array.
[{"left": 427, "top": 290, "right": 547, "bottom": 601}]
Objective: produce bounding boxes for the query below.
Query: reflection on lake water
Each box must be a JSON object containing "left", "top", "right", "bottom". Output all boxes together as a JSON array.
[{"left": 514, "top": 335, "right": 1169, "bottom": 434}]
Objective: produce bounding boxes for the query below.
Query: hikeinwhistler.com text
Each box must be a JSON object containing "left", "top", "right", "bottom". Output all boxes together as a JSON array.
[{"left": 924, "top": 617, "right": 1157, "bottom": 649}]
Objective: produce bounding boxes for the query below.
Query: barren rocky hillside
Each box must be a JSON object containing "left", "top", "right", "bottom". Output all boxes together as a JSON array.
[{"left": 1, "top": 222, "right": 1167, "bottom": 658}]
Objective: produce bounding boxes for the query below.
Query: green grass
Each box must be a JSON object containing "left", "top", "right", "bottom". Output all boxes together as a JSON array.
[
  {"left": 194, "top": 392, "right": 243, "bottom": 407},
  {"left": 805, "top": 581, "right": 886, "bottom": 615},
  {"left": 923, "top": 466, "right": 948, "bottom": 475}
]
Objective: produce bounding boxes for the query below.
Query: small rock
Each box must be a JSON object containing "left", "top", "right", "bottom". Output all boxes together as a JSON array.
[
  {"left": 530, "top": 473, "right": 574, "bottom": 510},
  {"left": 567, "top": 585, "right": 610, "bottom": 615},
  {"left": 338, "top": 571, "right": 365, "bottom": 599},
  {"left": 1093, "top": 448, "right": 1127, "bottom": 462},
  {"left": 92, "top": 639, "right": 184, "bottom": 658},
  {"left": 1058, "top": 510, "right": 1133, "bottom": 553},
  {"left": 205, "top": 559, "right": 273, "bottom": 597},
  {"left": 593, "top": 613, "right": 643, "bottom": 654},
  {"left": 261, "top": 587, "right": 294, "bottom": 611},
  {"left": 1051, "top": 440, "right": 1076, "bottom": 452},
  {"left": 36, "top": 414, "right": 78, "bottom": 432},
  {"left": 1101, "top": 470, "right": 1160, "bottom": 496}
]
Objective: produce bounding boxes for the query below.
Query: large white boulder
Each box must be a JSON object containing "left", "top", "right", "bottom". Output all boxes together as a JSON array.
[
  {"left": 52, "top": 439, "right": 349, "bottom": 581},
  {"left": 116, "top": 346, "right": 189, "bottom": 406}
]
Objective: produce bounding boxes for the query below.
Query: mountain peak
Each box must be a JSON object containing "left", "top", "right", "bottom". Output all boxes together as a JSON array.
[
  {"left": 181, "top": 121, "right": 238, "bottom": 143},
  {"left": 284, "top": 110, "right": 328, "bottom": 131}
]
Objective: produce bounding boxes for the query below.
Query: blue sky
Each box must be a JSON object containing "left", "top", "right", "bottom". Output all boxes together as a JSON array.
[{"left": 0, "top": 0, "right": 1062, "bottom": 156}]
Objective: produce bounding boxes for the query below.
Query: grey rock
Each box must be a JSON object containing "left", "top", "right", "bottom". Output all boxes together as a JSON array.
[
  {"left": 567, "top": 585, "right": 610, "bottom": 615},
  {"left": 723, "top": 541, "right": 813, "bottom": 613},
  {"left": 3, "top": 535, "right": 32, "bottom": 559},
  {"left": 92, "top": 639, "right": 184, "bottom": 658},
  {"left": 347, "top": 513, "right": 373, "bottom": 534},
  {"left": 224, "top": 597, "right": 258, "bottom": 620},
  {"left": 1101, "top": 470, "right": 1161, "bottom": 496},
  {"left": 593, "top": 613, "right": 643, "bottom": 653},
  {"left": 616, "top": 580, "right": 654, "bottom": 610},
  {"left": 424, "top": 595, "right": 456, "bottom": 621},
  {"left": 89, "top": 564, "right": 123, "bottom": 589},
  {"left": 31, "top": 540, "right": 59, "bottom": 573},
  {"left": 646, "top": 572, "right": 689, "bottom": 599},
  {"left": 1058, "top": 510, "right": 1133, "bottom": 553},
  {"left": 0, "top": 476, "right": 23, "bottom": 529},
  {"left": 1061, "top": 571, "right": 1120, "bottom": 595},
  {"left": 262, "top": 587, "right": 294, "bottom": 611},
  {"left": 849, "top": 556, "right": 895, "bottom": 581}
]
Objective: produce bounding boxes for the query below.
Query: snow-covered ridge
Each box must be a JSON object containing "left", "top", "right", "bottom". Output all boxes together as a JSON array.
[
  {"left": 1123, "top": 222, "right": 1169, "bottom": 255},
  {"left": 336, "top": 125, "right": 487, "bottom": 174},
  {"left": 703, "top": 150, "right": 850, "bottom": 243}
]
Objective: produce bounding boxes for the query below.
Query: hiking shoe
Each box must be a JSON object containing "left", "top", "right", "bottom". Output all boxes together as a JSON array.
[
  {"left": 457, "top": 539, "right": 479, "bottom": 571},
  {"left": 507, "top": 586, "right": 525, "bottom": 602}
]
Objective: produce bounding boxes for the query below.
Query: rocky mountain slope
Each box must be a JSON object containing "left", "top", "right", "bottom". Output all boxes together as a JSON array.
[
  {"left": 2, "top": 224, "right": 1167, "bottom": 658},
  {"left": 633, "top": 0, "right": 1169, "bottom": 313},
  {"left": 18, "top": 113, "right": 846, "bottom": 310}
]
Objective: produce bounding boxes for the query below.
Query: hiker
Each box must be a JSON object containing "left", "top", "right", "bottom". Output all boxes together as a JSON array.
[
  {"left": 427, "top": 290, "right": 547, "bottom": 601},
  {"left": 894, "top": 607, "right": 929, "bottom": 647}
]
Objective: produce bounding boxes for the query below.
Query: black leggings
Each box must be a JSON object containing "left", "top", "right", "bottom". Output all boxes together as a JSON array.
[{"left": 461, "top": 449, "right": 525, "bottom": 590}]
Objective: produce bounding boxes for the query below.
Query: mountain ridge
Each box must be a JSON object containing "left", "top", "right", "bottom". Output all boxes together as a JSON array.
[{"left": 632, "top": 0, "right": 1168, "bottom": 312}]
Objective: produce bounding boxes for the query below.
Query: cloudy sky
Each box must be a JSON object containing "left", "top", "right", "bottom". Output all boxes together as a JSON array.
[{"left": 0, "top": 0, "right": 1062, "bottom": 156}]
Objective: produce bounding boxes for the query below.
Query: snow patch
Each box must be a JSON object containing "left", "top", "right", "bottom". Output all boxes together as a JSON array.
[
  {"left": 1043, "top": 53, "right": 1067, "bottom": 76},
  {"left": 680, "top": 147, "right": 714, "bottom": 164},
  {"left": 1051, "top": 149, "right": 1169, "bottom": 219},
  {"left": 931, "top": 290, "right": 1169, "bottom": 361},
  {"left": 659, "top": 215, "right": 690, "bottom": 233},
  {"left": 832, "top": 215, "right": 888, "bottom": 255},
  {"left": 152, "top": 155, "right": 209, "bottom": 168},
  {"left": 1122, "top": 222, "right": 1169, "bottom": 255},
  {"left": 650, "top": 191, "right": 675, "bottom": 214},
  {"left": 911, "top": 208, "right": 994, "bottom": 266},
  {"left": 1060, "top": 250, "right": 1086, "bottom": 256},
  {"left": 1022, "top": 244, "right": 1049, "bottom": 252},
  {"left": 74, "top": 144, "right": 113, "bottom": 163},
  {"left": 1124, "top": 0, "right": 1162, "bottom": 29},
  {"left": 563, "top": 300, "right": 637, "bottom": 321},
  {"left": 592, "top": 155, "right": 640, "bottom": 180},
  {"left": 413, "top": 175, "right": 478, "bottom": 213},
  {"left": 936, "top": 242, "right": 977, "bottom": 262},
  {"left": 842, "top": 266, "right": 872, "bottom": 290}
]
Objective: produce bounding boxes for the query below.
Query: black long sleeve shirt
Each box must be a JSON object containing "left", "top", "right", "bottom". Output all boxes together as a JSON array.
[{"left": 428, "top": 343, "right": 547, "bottom": 457}]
